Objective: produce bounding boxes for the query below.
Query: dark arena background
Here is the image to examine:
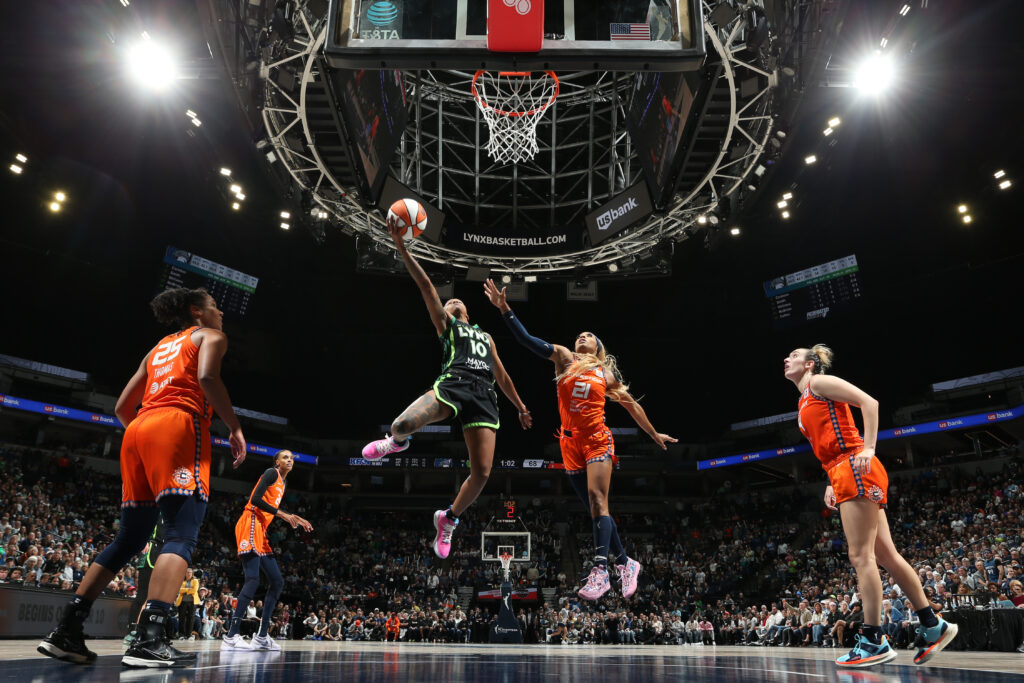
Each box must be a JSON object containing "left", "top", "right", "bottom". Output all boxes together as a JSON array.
[{"left": 2, "top": 0, "right": 1024, "bottom": 681}]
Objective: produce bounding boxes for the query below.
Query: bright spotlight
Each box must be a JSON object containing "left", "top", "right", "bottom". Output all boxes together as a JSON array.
[
  {"left": 15, "top": 153, "right": 27, "bottom": 163},
  {"left": 853, "top": 52, "right": 896, "bottom": 94},
  {"left": 229, "top": 184, "right": 241, "bottom": 194},
  {"left": 781, "top": 211, "right": 791, "bottom": 219},
  {"left": 804, "top": 155, "right": 817, "bottom": 165},
  {"left": 501, "top": 274, "right": 512, "bottom": 283},
  {"left": 999, "top": 179, "right": 1012, "bottom": 190},
  {"left": 280, "top": 211, "right": 291, "bottom": 219},
  {"left": 607, "top": 263, "right": 619, "bottom": 273},
  {"left": 730, "top": 227, "right": 741, "bottom": 236},
  {"left": 220, "top": 168, "right": 232, "bottom": 177},
  {"left": 48, "top": 202, "right": 61, "bottom": 213},
  {"left": 777, "top": 200, "right": 788, "bottom": 209},
  {"left": 962, "top": 215, "right": 972, "bottom": 224},
  {"left": 231, "top": 202, "right": 240, "bottom": 211},
  {"left": 126, "top": 41, "right": 177, "bottom": 91},
  {"left": 280, "top": 222, "right": 290, "bottom": 230},
  {"left": 828, "top": 117, "right": 841, "bottom": 128},
  {"left": 236, "top": 192, "right": 246, "bottom": 200},
  {"left": 782, "top": 192, "right": 793, "bottom": 200},
  {"left": 54, "top": 191, "right": 66, "bottom": 202},
  {"left": 190, "top": 117, "right": 201, "bottom": 127},
  {"left": 9, "top": 164, "right": 22, "bottom": 174},
  {"left": 994, "top": 170, "right": 1006, "bottom": 179},
  {"left": 823, "top": 127, "right": 834, "bottom": 136},
  {"left": 697, "top": 215, "right": 708, "bottom": 225},
  {"left": 899, "top": 4, "right": 910, "bottom": 16},
  {"left": 957, "top": 204, "right": 968, "bottom": 214}
]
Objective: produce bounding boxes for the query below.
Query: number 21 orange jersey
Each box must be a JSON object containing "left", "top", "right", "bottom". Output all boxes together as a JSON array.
[{"left": 557, "top": 357, "right": 608, "bottom": 433}]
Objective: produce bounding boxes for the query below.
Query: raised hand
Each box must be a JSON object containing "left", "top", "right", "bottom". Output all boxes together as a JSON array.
[
  {"left": 652, "top": 433, "right": 678, "bottom": 450},
  {"left": 387, "top": 216, "right": 408, "bottom": 252},
  {"left": 483, "top": 278, "right": 508, "bottom": 310}
]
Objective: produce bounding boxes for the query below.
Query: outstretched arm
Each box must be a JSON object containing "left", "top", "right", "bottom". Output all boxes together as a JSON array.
[
  {"left": 612, "top": 383, "right": 677, "bottom": 450},
  {"left": 490, "top": 338, "right": 533, "bottom": 429},
  {"left": 483, "top": 279, "right": 572, "bottom": 365},
  {"left": 389, "top": 218, "right": 448, "bottom": 336}
]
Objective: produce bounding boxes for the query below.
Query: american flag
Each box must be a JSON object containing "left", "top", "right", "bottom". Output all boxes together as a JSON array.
[{"left": 610, "top": 23, "right": 651, "bottom": 41}]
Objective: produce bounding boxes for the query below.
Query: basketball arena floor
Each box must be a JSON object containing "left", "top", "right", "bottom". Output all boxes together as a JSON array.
[{"left": 2, "top": 641, "right": 1022, "bottom": 682}]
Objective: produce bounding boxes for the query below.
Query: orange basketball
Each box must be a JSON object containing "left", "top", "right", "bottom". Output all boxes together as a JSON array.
[{"left": 387, "top": 198, "right": 428, "bottom": 240}]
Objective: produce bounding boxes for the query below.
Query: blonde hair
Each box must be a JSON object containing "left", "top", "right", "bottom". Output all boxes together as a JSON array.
[
  {"left": 555, "top": 339, "right": 631, "bottom": 403},
  {"left": 804, "top": 344, "right": 833, "bottom": 375}
]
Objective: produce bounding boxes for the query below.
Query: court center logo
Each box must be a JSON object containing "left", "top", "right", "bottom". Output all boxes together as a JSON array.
[
  {"left": 361, "top": 1, "right": 403, "bottom": 39},
  {"left": 503, "top": 0, "right": 532, "bottom": 15}
]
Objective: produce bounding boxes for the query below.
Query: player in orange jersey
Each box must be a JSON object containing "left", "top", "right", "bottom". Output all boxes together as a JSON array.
[
  {"left": 222, "top": 449, "right": 312, "bottom": 651},
  {"left": 784, "top": 344, "right": 957, "bottom": 668},
  {"left": 484, "top": 279, "right": 676, "bottom": 601},
  {"left": 39, "top": 287, "right": 247, "bottom": 669}
]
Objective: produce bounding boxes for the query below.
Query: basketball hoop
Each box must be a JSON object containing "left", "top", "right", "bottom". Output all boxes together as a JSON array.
[
  {"left": 472, "top": 70, "right": 559, "bottom": 164},
  {"left": 498, "top": 551, "right": 514, "bottom": 580}
]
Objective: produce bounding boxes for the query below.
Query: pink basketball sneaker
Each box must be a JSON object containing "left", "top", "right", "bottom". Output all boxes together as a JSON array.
[
  {"left": 432, "top": 509, "right": 459, "bottom": 559},
  {"left": 361, "top": 434, "right": 409, "bottom": 460},
  {"left": 617, "top": 557, "right": 642, "bottom": 599},
  {"left": 578, "top": 566, "right": 611, "bottom": 601}
]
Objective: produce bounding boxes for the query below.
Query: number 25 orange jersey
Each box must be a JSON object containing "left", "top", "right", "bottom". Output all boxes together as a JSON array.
[{"left": 139, "top": 326, "right": 212, "bottom": 421}]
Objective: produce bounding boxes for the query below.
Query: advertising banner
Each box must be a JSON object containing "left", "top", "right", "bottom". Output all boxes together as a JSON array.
[{"left": 0, "top": 584, "right": 132, "bottom": 638}]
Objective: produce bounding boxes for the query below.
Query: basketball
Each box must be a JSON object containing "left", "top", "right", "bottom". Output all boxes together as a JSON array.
[{"left": 387, "top": 198, "right": 428, "bottom": 240}]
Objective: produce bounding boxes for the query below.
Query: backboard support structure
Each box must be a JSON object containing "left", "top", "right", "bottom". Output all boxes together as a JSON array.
[{"left": 326, "top": 0, "right": 705, "bottom": 71}]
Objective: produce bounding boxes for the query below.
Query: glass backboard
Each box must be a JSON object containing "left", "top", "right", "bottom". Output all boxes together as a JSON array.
[{"left": 326, "top": 0, "right": 704, "bottom": 71}]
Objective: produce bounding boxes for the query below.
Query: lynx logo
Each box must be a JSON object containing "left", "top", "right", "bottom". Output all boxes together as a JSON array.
[{"left": 597, "top": 197, "right": 639, "bottom": 231}]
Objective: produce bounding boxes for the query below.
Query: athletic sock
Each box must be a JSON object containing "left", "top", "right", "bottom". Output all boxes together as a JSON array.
[
  {"left": 392, "top": 434, "right": 408, "bottom": 445},
  {"left": 915, "top": 606, "right": 939, "bottom": 629},
  {"left": 145, "top": 599, "right": 173, "bottom": 614},
  {"left": 60, "top": 595, "right": 93, "bottom": 628},
  {"left": 609, "top": 519, "right": 627, "bottom": 567},
  {"left": 859, "top": 624, "right": 882, "bottom": 644},
  {"left": 593, "top": 516, "right": 613, "bottom": 570},
  {"left": 445, "top": 507, "right": 458, "bottom": 523}
]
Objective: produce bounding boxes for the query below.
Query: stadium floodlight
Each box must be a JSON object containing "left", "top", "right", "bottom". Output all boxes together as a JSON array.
[
  {"left": 9, "top": 164, "right": 22, "bottom": 174},
  {"left": 190, "top": 117, "right": 201, "bottom": 127},
  {"left": 220, "top": 168, "right": 232, "bottom": 177},
  {"left": 501, "top": 274, "right": 513, "bottom": 283},
  {"left": 777, "top": 200, "right": 788, "bottom": 209},
  {"left": 607, "top": 263, "right": 619, "bottom": 273},
  {"left": 828, "top": 117, "right": 841, "bottom": 128},
  {"left": 15, "top": 153, "right": 27, "bottom": 163},
  {"left": 186, "top": 109, "right": 197, "bottom": 118},
  {"left": 229, "top": 184, "right": 241, "bottom": 194},
  {"left": 957, "top": 204, "right": 968, "bottom": 214},
  {"left": 853, "top": 52, "right": 896, "bottom": 94},
  {"left": 962, "top": 215, "right": 972, "bottom": 224},
  {"left": 697, "top": 215, "right": 708, "bottom": 225},
  {"left": 54, "top": 191, "right": 66, "bottom": 202},
  {"left": 823, "top": 127, "right": 834, "bottom": 136},
  {"left": 524, "top": 275, "right": 537, "bottom": 283},
  {"left": 999, "top": 180, "right": 1012, "bottom": 190},
  {"left": 280, "top": 222, "right": 290, "bottom": 230},
  {"left": 994, "top": 170, "right": 1006, "bottom": 179},
  {"left": 126, "top": 41, "right": 177, "bottom": 91},
  {"left": 805, "top": 155, "right": 817, "bottom": 165},
  {"left": 48, "top": 202, "right": 61, "bottom": 212},
  {"left": 231, "top": 202, "right": 240, "bottom": 210},
  {"left": 781, "top": 211, "right": 791, "bottom": 219},
  {"left": 899, "top": 4, "right": 910, "bottom": 16},
  {"left": 782, "top": 192, "right": 793, "bottom": 200},
  {"left": 280, "top": 211, "right": 291, "bottom": 219},
  {"left": 236, "top": 192, "right": 246, "bottom": 200},
  {"left": 730, "top": 227, "right": 741, "bottom": 236}
]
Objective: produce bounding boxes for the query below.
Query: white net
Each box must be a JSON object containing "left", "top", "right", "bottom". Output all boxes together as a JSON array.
[{"left": 472, "top": 70, "right": 559, "bottom": 164}]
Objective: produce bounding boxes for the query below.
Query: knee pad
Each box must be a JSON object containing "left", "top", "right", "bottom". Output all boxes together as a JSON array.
[{"left": 161, "top": 537, "right": 198, "bottom": 564}]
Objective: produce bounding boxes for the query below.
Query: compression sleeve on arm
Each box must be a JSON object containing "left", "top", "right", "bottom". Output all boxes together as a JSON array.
[
  {"left": 501, "top": 310, "right": 554, "bottom": 359},
  {"left": 249, "top": 468, "right": 280, "bottom": 515}
]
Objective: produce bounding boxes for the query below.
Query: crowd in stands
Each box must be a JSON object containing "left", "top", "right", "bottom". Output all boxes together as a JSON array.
[{"left": 2, "top": 441, "right": 1023, "bottom": 649}]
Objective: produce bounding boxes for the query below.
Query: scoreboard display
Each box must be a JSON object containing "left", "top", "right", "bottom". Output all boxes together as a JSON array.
[
  {"left": 158, "top": 247, "right": 258, "bottom": 317},
  {"left": 764, "top": 254, "right": 862, "bottom": 329}
]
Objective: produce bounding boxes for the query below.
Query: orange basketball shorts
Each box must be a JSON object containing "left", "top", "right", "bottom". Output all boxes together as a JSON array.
[
  {"left": 120, "top": 407, "right": 211, "bottom": 508},
  {"left": 560, "top": 426, "right": 618, "bottom": 473},
  {"left": 235, "top": 510, "right": 273, "bottom": 556},
  {"left": 825, "top": 452, "right": 889, "bottom": 507}
]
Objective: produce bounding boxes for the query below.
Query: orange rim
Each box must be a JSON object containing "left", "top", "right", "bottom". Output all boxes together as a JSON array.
[{"left": 472, "top": 70, "right": 560, "bottom": 118}]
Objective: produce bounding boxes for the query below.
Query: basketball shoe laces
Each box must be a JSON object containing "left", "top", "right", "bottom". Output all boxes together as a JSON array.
[
  {"left": 374, "top": 436, "right": 399, "bottom": 456},
  {"left": 586, "top": 568, "right": 604, "bottom": 588},
  {"left": 439, "top": 517, "right": 456, "bottom": 544}
]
